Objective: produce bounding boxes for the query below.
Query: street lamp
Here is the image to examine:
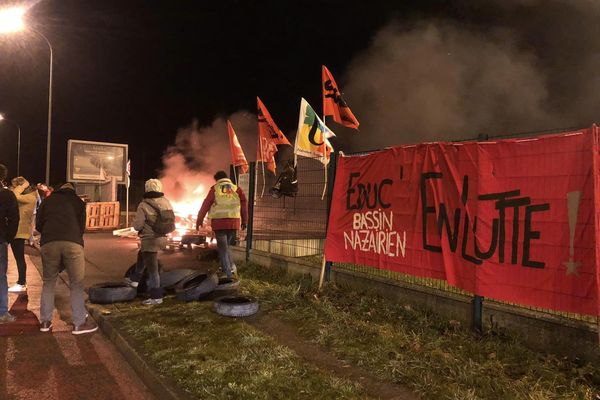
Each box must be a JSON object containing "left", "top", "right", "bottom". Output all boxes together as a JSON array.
[
  {"left": 0, "top": 114, "right": 22, "bottom": 176},
  {"left": 0, "top": 6, "right": 53, "bottom": 184}
]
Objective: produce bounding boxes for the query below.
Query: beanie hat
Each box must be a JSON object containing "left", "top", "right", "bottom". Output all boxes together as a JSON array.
[{"left": 145, "top": 179, "right": 163, "bottom": 193}]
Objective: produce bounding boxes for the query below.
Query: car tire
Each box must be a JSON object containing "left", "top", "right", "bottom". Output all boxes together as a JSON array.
[
  {"left": 88, "top": 282, "right": 137, "bottom": 304},
  {"left": 215, "top": 277, "right": 240, "bottom": 291},
  {"left": 207, "top": 277, "right": 240, "bottom": 299},
  {"left": 160, "top": 269, "right": 197, "bottom": 290},
  {"left": 212, "top": 296, "right": 259, "bottom": 317},
  {"left": 124, "top": 258, "right": 166, "bottom": 293},
  {"left": 175, "top": 271, "right": 218, "bottom": 302}
]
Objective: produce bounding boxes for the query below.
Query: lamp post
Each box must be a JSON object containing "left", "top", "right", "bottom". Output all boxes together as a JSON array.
[
  {"left": 0, "top": 6, "right": 54, "bottom": 184},
  {"left": 0, "top": 114, "right": 21, "bottom": 176}
]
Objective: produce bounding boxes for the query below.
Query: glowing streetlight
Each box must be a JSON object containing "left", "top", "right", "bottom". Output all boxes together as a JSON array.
[
  {"left": 0, "top": 7, "right": 25, "bottom": 34},
  {"left": 0, "top": 6, "right": 53, "bottom": 184},
  {"left": 0, "top": 114, "right": 22, "bottom": 176}
]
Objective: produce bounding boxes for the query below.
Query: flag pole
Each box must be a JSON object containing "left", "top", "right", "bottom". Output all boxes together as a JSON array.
[
  {"left": 321, "top": 114, "right": 328, "bottom": 200},
  {"left": 259, "top": 137, "right": 266, "bottom": 197},
  {"left": 318, "top": 112, "right": 328, "bottom": 291},
  {"left": 126, "top": 181, "right": 130, "bottom": 226}
]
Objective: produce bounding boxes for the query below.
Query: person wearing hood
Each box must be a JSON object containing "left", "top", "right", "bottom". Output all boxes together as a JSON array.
[
  {"left": 36, "top": 182, "right": 97, "bottom": 334},
  {"left": 8, "top": 177, "right": 39, "bottom": 293},
  {"left": 128, "top": 178, "right": 174, "bottom": 305}
]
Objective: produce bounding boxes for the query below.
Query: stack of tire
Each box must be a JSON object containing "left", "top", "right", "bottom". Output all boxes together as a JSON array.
[
  {"left": 88, "top": 266, "right": 259, "bottom": 317},
  {"left": 88, "top": 263, "right": 197, "bottom": 304}
]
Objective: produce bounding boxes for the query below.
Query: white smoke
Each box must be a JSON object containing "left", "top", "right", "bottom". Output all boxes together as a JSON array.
[
  {"left": 335, "top": 1, "right": 600, "bottom": 150},
  {"left": 159, "top": 111, "right": 256, "bottom": 207}
]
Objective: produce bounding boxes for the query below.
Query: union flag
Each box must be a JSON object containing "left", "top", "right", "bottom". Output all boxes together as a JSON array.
[
  {"left": 322, "top": 65, "right": 359, "bottom": 129},
  {"left": 256, "top": 96, "right": 291, "bottom": 173},
  {"left": 227, "top": 120, "right": 249, "bottom": 174}
]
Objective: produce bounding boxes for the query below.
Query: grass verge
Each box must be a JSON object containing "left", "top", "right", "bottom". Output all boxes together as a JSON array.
[
  {"left": 109, "top": 262, "right": 600, "bottom": 400},
  {"left": 111, "top": 298, "right": 368, "bottom": 399},
  {"left": 238, "top": 263, "right": 600, "bottom": 400}
]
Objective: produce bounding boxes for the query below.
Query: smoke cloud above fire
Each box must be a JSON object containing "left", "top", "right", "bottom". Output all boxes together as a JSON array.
[
  {"left": 160, "top": 111, "right": 256, "bottom": 215},
  {"left": 161, "top": 0, "right": 600, "bottom": 200},
  {"left": 337, "top": 0, "right": 600, "bottom": 149}
]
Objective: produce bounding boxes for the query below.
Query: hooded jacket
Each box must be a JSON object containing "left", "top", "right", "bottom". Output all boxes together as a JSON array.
[
  {"left": 0, "top": 187, "right": 19, "bottom": 243},
  {"left": 36, "top": 187, "right": 86, "bottom": 246},
  {"left": 132, "top": 191, "right": 174, "bottom": 252}
]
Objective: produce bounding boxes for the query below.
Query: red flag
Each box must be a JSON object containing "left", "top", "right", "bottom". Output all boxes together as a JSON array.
[
  {"left": 322, "top": 65, "right": 359, "bottom": 129},
  {"left": 256, "top": 96, "right": 290, "bottom": 173},
  {"left": 257, "top": 136, "right": 277, "bottom": 173},
  {"left": 227, "top": 120, "right": 249, "bottom": 174},
  {"left": 257, "top": 96, "right": 290, "bottom": 145}
]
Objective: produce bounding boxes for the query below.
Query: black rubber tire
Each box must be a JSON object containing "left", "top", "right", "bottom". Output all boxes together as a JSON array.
[
  {"left": 88, "top": 282, "right": 137, "bottom": 304},
  {"left": 175, "top": 271, "right": 218, "bottom": 302},
  {"left": 124, "top": 258, "right": 166, "bottom": 293},
  {"left": 212, "top": 296, "right": 259, "bottom": 317},
  {"left": 215, "top": 277, "right": 240, "bottom": 292},
  {"left": 207, "top": 277, "right": 240, "bottom": 299},
  {"left": 160, "top": 269, "right": 197, "bottom": 290}
]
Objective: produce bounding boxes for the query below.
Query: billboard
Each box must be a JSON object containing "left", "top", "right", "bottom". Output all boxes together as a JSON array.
[{"left": 67, "top": 140, "right": 128, "bottom": 183}]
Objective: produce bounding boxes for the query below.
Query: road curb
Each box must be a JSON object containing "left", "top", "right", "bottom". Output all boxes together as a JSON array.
[{"left": 88, "top": 305, "right": 197, "bottom": 400}]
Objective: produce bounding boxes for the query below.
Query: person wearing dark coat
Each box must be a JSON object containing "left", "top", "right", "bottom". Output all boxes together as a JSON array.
[
  {"left": 0, "top": 164, "right": 19, "bottom": 324},
  {"left": 36, "top": 183, "right": 97, "bottom": 334}
]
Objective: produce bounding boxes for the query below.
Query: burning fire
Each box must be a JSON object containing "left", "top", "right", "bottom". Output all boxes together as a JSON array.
[
  {"left": 161, "top": 181, "right": 214, "bottom": 246},
  {"left": 169, "top": 183, "right": 206, "bottom": 220}
]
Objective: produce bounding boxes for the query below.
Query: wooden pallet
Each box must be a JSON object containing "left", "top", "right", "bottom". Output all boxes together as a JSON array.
[{"left": 86, "top": 201, "right": 120, "bottom": 231}]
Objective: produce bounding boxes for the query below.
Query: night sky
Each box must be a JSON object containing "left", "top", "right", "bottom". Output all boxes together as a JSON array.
[{"left": 1, "top": 0, "right": 600, "bottom": 185}]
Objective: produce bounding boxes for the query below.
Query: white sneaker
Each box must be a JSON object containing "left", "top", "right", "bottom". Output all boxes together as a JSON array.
[
  {"left": 8, "top": 284, "right": 27, "bottom": 293},
  {"left": 142, "top": 298, "right": 163, "bottom": 306}
]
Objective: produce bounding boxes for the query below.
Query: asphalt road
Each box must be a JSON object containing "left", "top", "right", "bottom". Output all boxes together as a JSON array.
[
  {"left": 81, "top": 232, "right": 216, "bottom": 285},
  {"left": 26, "top": 232, "right": 217, "bottom": 314}
]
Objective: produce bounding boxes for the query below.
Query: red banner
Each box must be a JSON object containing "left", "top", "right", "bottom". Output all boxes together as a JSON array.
[{"left": 325, "top": 127, "right": 600, "bottom": 316}]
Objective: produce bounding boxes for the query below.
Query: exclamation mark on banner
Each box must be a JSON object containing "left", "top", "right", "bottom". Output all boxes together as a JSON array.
[{"left": 563, "top": 191, "right": 581, "bottom": 276}]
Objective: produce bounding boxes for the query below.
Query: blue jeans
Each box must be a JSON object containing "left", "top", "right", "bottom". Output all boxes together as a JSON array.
[
  {"left": 215, "top": 230, "right": 236, "bottom": 278},
  {"left": 0, "top": 242, "right": 8, "bottom": 315}
]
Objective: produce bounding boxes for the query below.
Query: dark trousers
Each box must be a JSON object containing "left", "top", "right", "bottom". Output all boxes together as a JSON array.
[
  {"left": 132, "top": 251, "right": 163, "bottom": 299},
  {"left": 10, "top": 239, "right": 26, "bottom": 285}
]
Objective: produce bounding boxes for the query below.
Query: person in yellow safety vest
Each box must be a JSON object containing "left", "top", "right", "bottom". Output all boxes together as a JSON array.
[{"left": 196, "top": 171, "right": 248, "bottom": 279}]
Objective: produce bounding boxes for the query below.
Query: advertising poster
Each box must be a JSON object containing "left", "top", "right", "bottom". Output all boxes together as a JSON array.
[{"left": 67, "top": 140, "right": 128, "bottom": 183}]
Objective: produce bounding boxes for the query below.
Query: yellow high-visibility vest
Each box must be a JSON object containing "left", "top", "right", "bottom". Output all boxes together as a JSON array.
[{"left": 208, "top": 179, "right": 241, "bottom": 219}]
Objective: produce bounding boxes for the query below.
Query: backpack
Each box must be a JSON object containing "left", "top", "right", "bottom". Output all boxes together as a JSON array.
[{"left": 143, "top": 200, "right": 176, "bottom": 234}]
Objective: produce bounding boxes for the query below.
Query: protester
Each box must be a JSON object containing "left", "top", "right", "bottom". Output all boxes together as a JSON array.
[
  {"left": 36, "top": 182, "right": 97, "bottom": 334},
  {"left": 128, "top": 178, "right": 175, "bottom": 305},
  {"left": 0, "top": 164, "right": 19, "bottom": 324},
  {"left": 196, "top": 170, "right": 247, "bottom": 279},
  {"left": 8, "top": 177, "right": 39, "bottom": 293}
]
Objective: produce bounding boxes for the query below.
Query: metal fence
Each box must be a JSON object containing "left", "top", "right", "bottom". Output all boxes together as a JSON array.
[
  {"left": 240, "top": 129, "right": 599, "bottom": 329},
  {"left": 239, "top": 157, "right": 329, "bottom": 261}
]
